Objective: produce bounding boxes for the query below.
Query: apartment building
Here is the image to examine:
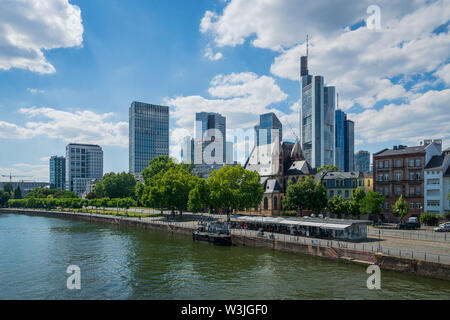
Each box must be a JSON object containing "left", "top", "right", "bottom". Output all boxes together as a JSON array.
[{"left": 424, "top": 148, "right": 450, "bottom": 215}]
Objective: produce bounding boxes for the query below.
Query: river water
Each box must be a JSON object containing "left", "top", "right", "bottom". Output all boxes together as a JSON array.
[{"left": 0, "top": 213, "right": 449, "bottom": 300}]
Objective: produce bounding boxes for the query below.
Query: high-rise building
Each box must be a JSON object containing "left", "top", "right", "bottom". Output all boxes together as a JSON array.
[
  {"left": 49, "top": 156, "right": 65, "bottom": 190},
  {"left": 194, "top": 112, "right": 226, "bottom": 164},
  {"left": 355, "top": 150, "right": 371, "bottom": 173},
  {"left": 254, "top": 112, "right": 283, "bottom": 146},
  {"left": 129, "top": 101, "right": 169, "bottom": 175},
  {"left": 335, "top": 110, "right": 354, "bottom": 172},
  {"left": 65, "top": 143, "right": 103, "bottom": 196},
  {"left": 299, "top": 55, "right": 335, "bottom": 169},
  {"left": 181, "top": 136, "right": 194, "bottom": 164},
  {"left": 226, "top": 141, "right": 234, "bottom": 164}
]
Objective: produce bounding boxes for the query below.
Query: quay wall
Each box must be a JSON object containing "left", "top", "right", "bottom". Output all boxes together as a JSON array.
[{"left": 2, "top": 209, "right": 449, "bottom": 281}]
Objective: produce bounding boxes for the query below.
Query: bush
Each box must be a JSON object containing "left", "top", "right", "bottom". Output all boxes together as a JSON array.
[
  {"left": 420, "top": 213, "right": 440, "bottom": 226},
  {"left": 281, "top": 210, "right": 297, "bottom": 217}
]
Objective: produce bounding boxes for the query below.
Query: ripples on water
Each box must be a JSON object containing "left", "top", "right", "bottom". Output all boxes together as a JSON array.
[{"left": 0, "top": 213, "right": 449, "bottom": 300}]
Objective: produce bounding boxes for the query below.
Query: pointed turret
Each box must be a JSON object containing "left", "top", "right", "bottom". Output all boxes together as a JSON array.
[{"left": 290, "top": 139, "right": 304, "bottom": 161}]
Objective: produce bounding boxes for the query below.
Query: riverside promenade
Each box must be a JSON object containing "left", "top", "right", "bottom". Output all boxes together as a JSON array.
[{"left": 1, "top": 208, "right": 450, "bottom": 281}]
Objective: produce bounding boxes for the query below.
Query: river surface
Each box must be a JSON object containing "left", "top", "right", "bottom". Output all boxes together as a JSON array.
[{"left": 1, "top": 213, "right": 449, "bottom": 300}]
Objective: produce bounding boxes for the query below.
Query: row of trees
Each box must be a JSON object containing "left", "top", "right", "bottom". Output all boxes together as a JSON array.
[
  {"left": 282, "top": 177, "right": 386, "bottom": 219},
  {"left": 8, "top": 197, "right": 136, "bottom": 211},
  {"left": 25, "top": 188, "right": 77, "bottom": 199},
  {"left": 139, "top": 156, "right": 264, "bottom": 215},
  {"left": 2, "top": 183, "right": 23, "bottom": 200}
]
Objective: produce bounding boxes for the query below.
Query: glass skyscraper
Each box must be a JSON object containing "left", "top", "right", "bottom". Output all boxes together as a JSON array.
[
  {"left": 335, "top": 110, "right": 355, "bottom": 172},
  {"left": 181, "top": 136, "right": 194, "bottom": 164},
  {"left": 194, "top": 112, "right": 226, "bottom": 164},
  {"left": 254, "top": 112, "right": 283, "bottom": 146},
  {"left": 129, "top": 101, "right": 169, "bottom": 175},
  {"left": 299, "top": 55, "right": 335, "bottom": 169},
  {"left": 49, "top": 156, "right": 65, "bottom": 190},
  {"left": 355, "top": 150, "right": 370, "bottom": 173}
]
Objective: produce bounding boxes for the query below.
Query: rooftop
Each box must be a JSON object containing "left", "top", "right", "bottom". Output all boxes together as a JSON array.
[
  {"left": 424, "top": 155, "right": 445, "bottom": 170},
  {"left": 321, "top": 171, "right": 362, "bottom": 180},
  {"left": 374, "top": 145, "right": 426, "bottom": 157}
]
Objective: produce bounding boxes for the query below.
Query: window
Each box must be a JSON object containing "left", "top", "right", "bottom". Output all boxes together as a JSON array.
[
  {"left": 395, "top": 159, "right": 401, "bottom": 167},
  {"left": 415, "top": 158, "right": 421, "bottom": 167},
  {"left": 416, "top": 202, "right": 421, "bottom": 209},
  {"left": 378, "top": 174, "right": 383, "bottom": 182},
  {"left": 264, "top": 197, "right": 268, "bottom": 210},
  {"left": 409, "top": 159, "right": 414, "bottom": 167},
  {"left": 427, "top": 200, "right": 440, "bottom": 207},
  {"left": 378, "top": 161, "right": 383, "bottom": 169},
  {"left": 384, "top": 202, "right": 389, "bottom": 209},
  {"left": 416, "top": 186, "right": 421, "bottom": 196},
  {"left": 368, "top": 180, "right": 370, "bottom": 187},
  {"left": 416, "top": 172, "right": 421, "bottom": 180},
  {"left": 410, "top": 187, "right": 415, "bottom": 196},
  {"left": 345, "top": 190, "right": 349, "bottom": 198},
  {"left": 396, "top": 172, "right": 402, "bottom": 181},
  {"left": 384, "top": 187, "right": 389, "bottom": 196},
  {"left": 384, "top": 160, "right": 389, "bottom": 168},
  {"left": 384, "top": 173, "right": 389, "bottom": 181},
  {"left": 329, "top": 191, "right": 334, "bottom": 197},
  {"left": 410, "top": 202, "right": 414, "bottom": 209},
  {"left": 396, "top": 186, "right": 402, "bottom": 196}
]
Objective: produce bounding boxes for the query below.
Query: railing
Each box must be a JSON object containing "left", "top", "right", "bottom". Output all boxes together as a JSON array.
[{"left": 368, "top": 228, "right": 449, "bottom": 242}]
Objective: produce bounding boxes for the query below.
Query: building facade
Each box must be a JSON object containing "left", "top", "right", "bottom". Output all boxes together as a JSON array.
[
  {"left": 181, "top": 136, "right": 194, "bottom": 164},
  {"left": 373, "top": 142, "right": 442, "bottom": 220},
  {"left": 65, "top": 143, "right": 103, "bottom": 196},
  {"left": 424, "top": 148, "right": 450, "bottom": 215},
  {"left": 129, "top": 101, "right": 169, "bottom": 175},
  {"left": 317, "top": 171, "right": 364, "bottom": 200},
  {"left": 299, "top": 55, "right": 335, "bottom": 169},
  {"left": 254, "top": 112, "right": 283, "bottom": 147},
  {"left": 335, "top": 110, "right": 354, "bottom": 172},
  {"left": 49, "top": 156, "right": 65, "bottom": 190},
  {"left": 194, "top": 112, "right": 226, "bottom": 165},
  {"left": 355, "top": 150, "right": 371, "bottom": 173}
]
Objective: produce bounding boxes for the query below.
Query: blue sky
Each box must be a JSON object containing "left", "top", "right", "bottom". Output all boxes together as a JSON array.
[{"left": 0, "top": 0, "right": 449, "bottom": 182}]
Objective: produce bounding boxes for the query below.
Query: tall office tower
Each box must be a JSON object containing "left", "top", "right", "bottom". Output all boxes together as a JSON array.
[
  {"left": 194, "top": 112, "right": 226, "bottom": 164},
  {"left": 299, "top": 54, "right": 335, "bottom": 169},
  {"left": 335, "top": 110, "right": 355, "bottom": 172},
  {"left": 65, "top": 143, "right": 103, "bottom": 196},
  {"left": 254, "top": 112, "right": 283, "bottom": 146},
  {"left": 344, "top": 118, "right": 355, "bottom": 172},
  {"left": 226, "top": 141, "right": 234, "bottom": 164},
  {"left": 355, "top": 150, "right": 371, "bottom": 173},
  {"left": 181, "top": 136, "right": 194, "bottom": 163},
  {"left": 49, "top": 156, "right": 65, "bottom": 190},
  {"left": 129, "top": 101, "right": 169, "bottom": 175}
]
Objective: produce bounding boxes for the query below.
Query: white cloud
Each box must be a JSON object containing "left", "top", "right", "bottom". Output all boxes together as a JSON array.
[
  {"left": 350, "top": 89, "right": 450, "bottom": 145},
  {"left": 0, "top": 163, "right": 49, "bottom": 182},
  {"left": 434, "top": 63, "right": 450, "bottom": 85},
  {"left": 204, "top": 46, "right": 223, "bottom": 61},
  {"left": 201, "top": 0, "right": 450, "bottom": 111},
  {"left": 0, "top": 0, "right": 83, "bottom": 74},
  {"left": 0, "top": 107, "right": 128, "bottom": 147},
  {"left": 27, "top": 88, "right": 45, "bottom": 94},
  {"left": 166, "top": 72, "right": 288, "bottom": 130}
]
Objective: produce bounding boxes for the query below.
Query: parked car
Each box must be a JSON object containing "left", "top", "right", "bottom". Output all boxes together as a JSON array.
[
  {"left": 397, "top": 217, "right": 421, "bottom": 230},
  {"left": 434, "top": 222, "right": 450, "bottom": 232}
]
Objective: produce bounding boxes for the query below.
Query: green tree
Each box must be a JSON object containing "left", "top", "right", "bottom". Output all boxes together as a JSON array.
[
  {"left": 317, "top": 165, "right": 339, "bottom": 173},
  {"left": 207, "top": 165, "right": 263, "bottom": 214},
  {"left": 392, "top": 195, "right": 409, "bottom": 221},
  {"left": 360, "top": 191, "right": 384, "bottom": 220},
  {"left": 3, "top": 182, "right": 13, "bottom": 194},
  {"left": 13, "top": 186, "right": 22, "bottom": 199},
  {"left": 142, "top": 155, "right": 177, "bottom": 185},
  {"left": 94, "top": 172, "right": 137, "bottom": 199},
  {"left": 188, "top": 178, "right": 210, "bottom": 213},
  {"left": 328, "top": 195, "right": 345, "bottom": 218},
  {"left": 351, "top": 188, "right": 366, "bottom": 216},
  {"left": 25, "top": 188, "right": 77, "bottom": 199},
  {"left": 0, "top": 190, "right": 10, "bottom": 207},
  {"left": 420, "top": 213, "right": 439, "bottom": 226},
  {"left": 282, "top": 176, "right": 327, "bottom": 214}
]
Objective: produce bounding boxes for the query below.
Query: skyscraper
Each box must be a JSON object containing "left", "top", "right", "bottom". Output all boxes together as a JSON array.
[
  {"left": 355, "top": 150, "right": 370, "bottom": 173},
  {"left": 129, "top": 101, "right": 169, "bottom": 175},
  {"left": 299, "top": 54, "right": 335, "bottom": 169},
  {"left": 65, "top": 143, "right": 103, "bottom": 196},
  {"left": 181, "top": 136, "right": 194, "bottom": 164},
  {"left": 194, "top": 112, "right": 226, "bottom": 164},
  {"left": 49, "top": 156, "right": 65, "bottom": 190},
  {"left": 226, "top": 141, "right": 234, "bottom": 164},
  {"left": 335, "top": 110, "right": 355, "bottom": 172},
  {"left": 254, "top": 112, "right": 283, "bottom": 146}
]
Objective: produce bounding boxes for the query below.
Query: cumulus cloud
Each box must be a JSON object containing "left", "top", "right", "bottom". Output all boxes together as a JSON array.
[
  {"left": 27, "top": 88, "right": 45, "bottom": 94},
  {"left": 434, "top": 63, "right": 450, "bottom": 85},
  {"left": 0, "top": 0, "right": 84, "bottom": 74},
  {"left": 204, "top": 46, "right": 223, "bottom": 61},
  {"left": 0, "top": 107, "right": 128, "bottom": 147},
  {"left": 166, "top": 72, "right": 288, "bottom": 130}
]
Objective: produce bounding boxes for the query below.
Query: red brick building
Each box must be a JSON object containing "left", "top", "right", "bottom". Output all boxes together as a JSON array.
[{"left": 373, "top": 142, "right": 442, "bottom": 220}]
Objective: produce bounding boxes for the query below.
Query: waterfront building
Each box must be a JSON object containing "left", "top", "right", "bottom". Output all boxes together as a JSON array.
[
  {"left": 316, "top": 171, "right": 364, "bottom": 200},
  {"left": 299, "top": 54, "right": 335, "bottom": 169},
  {"left": 335, "top": 110, "right": 354, "bottom": 172},
  {"left": 194, "top": 112, "right": 226, "bottom": 165},
  {"left": 49, "top": 156, "right": 65, "bottom": 190},
  {"left": 244, "top": 137, "right": 314, "bottom": 216},
  {"left": 424, "top": 148, "right": 450, "bottom": 215},
  {"left": 129, "top": 101, "right": 169, "bottom": 175},
  {"left": 355, "top": 150, "right": 371, "bottom": 173},
  {"left": 373, "top": 141, "right": 442, "bottom": 220},
  {"left": 254, "top": 112, "right": 283, "bottom": 147},
  {"left": 181, "top": 136, "right": 194, "bottom": 164},
  {"left": 0, "top": 181, "right": 49, "bottom": 196},
  {"left": 65, "top": 143, "right": 103, "bottom": 196}
]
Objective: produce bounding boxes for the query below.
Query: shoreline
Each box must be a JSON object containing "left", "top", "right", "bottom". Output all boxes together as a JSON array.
[{"left": 1, "top": 208, "right": 449, "bottom": 281}]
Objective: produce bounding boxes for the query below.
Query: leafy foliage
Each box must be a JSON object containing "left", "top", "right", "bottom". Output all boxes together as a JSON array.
[
  {"left": 359, "top": 191, "right": 384, "bottom": 218},
  {"left": 0, "top": 190, "right": 10, "bottom": 207},
  {"left": 94, "top": 172, "right": 137, "bottom": 199},
  {"left": 282, "top": 176, "right": 327, "bottom": 214},
  {"left": 3, "top": 182, "right": 13, "bottom": 194},
  {"left": 25, "top": 188, "right": 77, "bottom": 199},
  {"left": 419, "top": 213, "right": 440, "bottom": 226},
  {"left": 392, "top": 195, "right": 409, "bottom": 221},
  {"left": 317, "top": 165, "right": 339, "bottom": 173}
]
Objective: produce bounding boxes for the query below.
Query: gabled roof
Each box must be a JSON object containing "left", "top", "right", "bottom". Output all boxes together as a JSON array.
[
  {"left": 286, "top": 160, "right": 312, "bottom": 175},
  {"left": 264, "top": 179, "right": 282, "bottom": 193},
  {"left": 424, "top": 155, "right": 445, "bottom": 170}
]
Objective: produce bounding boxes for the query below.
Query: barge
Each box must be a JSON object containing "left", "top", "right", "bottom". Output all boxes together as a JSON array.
[{"left": 192, "top": 221, "right": 232, "bottom": 246}]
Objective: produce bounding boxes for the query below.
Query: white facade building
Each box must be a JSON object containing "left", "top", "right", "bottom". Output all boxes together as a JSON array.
[{"left": 424, "top": 148, "right": 450, "bottom": 215}]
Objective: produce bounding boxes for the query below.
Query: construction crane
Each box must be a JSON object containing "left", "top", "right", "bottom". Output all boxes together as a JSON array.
[{"left": 1, "top": 173, "right": 32, "bottom": 183}]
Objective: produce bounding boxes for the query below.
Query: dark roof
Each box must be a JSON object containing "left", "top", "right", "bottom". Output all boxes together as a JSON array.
[
  {"left": 321, "top": 171, "right": 362, "bottom": 180},
  {"left": 264, "top": 179, "right": 282, "bottom": 193},
  {"left": 374, "top": 146, "right": 426, "bottom": 157},
  {"left": 424, "top": 155, "right": 445, "bottom": 170},
  {"left": 286, "top": 160, "right": 312, "bottom": 175}
]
